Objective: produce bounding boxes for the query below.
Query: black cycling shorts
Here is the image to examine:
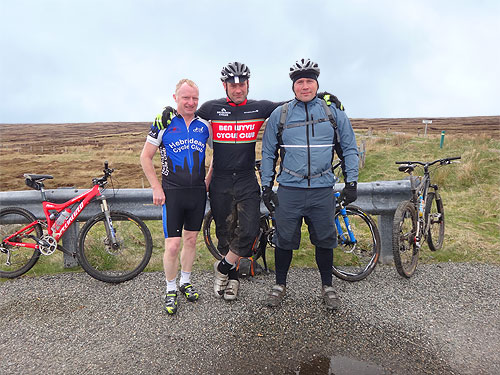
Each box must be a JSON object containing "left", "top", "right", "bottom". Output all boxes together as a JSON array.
[{"left": 162, "top": 188, "right": 207, "bottom": 238}]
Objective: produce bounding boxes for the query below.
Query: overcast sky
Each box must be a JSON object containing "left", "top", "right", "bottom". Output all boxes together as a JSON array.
[{"left": 1, "top": 0, "right": 499, "bottom": 123}]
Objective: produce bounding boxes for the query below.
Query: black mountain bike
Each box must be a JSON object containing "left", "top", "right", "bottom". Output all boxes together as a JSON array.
[
  {"left": 203, "top": 161, "right": 380, "bottom": 282},
  {"left": 392, "top": 156, "right": 461, "bottom": 278}
]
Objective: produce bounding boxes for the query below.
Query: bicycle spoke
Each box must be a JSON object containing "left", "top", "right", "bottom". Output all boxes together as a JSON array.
[
  {"left": 78, "top": 211, "right": 152, "bottom": 283},
  {"left": 332, "top": 206, "right": 380, "bottom": 282},
  {"left": 392, "top": 201, "right": 418, "bottom": 278},
  {"left": 0, "top": 208, "right": 41, "bottom": 278}
]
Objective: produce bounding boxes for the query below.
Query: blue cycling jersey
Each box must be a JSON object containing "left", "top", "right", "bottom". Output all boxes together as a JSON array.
[{"left": 147, "top": 115, "right": 211, "bottom": 189}]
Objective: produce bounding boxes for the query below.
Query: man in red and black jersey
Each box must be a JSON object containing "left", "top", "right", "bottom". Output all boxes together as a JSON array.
[{"left": 197, "top": 62, "right": 281, "bottom": 301}]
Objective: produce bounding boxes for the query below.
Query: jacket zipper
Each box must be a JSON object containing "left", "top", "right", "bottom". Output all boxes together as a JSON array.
[
  {"left": 311, "top": 114, "right": 315, "bottom": 137},
  {"left": 305, "top": 103, "right": 311, "bottom": 187}
]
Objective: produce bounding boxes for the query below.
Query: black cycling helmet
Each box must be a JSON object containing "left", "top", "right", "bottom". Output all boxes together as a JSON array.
[
  {"left": 289, "top": 58, "right": 320, "bottom": 82},
  {"left": 220, "top": 62, "right": 251, "bottom": 83}
]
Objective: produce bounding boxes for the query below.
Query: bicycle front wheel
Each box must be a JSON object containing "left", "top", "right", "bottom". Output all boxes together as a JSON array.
[
  {"left": 0, "top": 207, "right": 42, "bottom": 278},
  {"left": 77, "top": 211, "right": 152, "bottom": 283},
  {"left": 425, "top": 192, "right": 445, "bottom": 251},
  {"left": 332, "top": 205, "right": 381, "bottom": 282},
  {"left": 392, "top": 201, "right": 419, "bottom": 278}
]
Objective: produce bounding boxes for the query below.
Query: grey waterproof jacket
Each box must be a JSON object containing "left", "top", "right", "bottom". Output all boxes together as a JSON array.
[{"left": 261, "top": 97, "right": 359, "bottom": 188}]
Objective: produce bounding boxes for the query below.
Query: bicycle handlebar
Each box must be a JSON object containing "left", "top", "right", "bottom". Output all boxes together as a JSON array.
[
  {"left": 395, "top": 156, "right": 461, "bottom": 167},
  {"left": 92, "top": 161, "right": 115, "bottom": 186}
]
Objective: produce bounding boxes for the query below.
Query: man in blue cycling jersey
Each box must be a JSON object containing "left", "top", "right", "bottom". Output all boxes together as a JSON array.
[
  {"left": 140, "top": 79, "right": 212, "bottom": 315},
  {"left": 260, "top": 59, "right": 359, "bottom": 311}
]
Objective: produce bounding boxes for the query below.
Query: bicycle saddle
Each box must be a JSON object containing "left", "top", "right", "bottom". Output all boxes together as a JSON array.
[
  {"left": 24, "top": 174, "right": 54, "bottom": 181},
  {"left": 398, "top": 165, "right": 415, "bottom": 173}
]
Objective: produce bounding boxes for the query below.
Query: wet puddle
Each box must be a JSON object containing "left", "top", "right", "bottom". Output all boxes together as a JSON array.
[{"left": 295, "top": 355, "right": 386, "bottom": 374}]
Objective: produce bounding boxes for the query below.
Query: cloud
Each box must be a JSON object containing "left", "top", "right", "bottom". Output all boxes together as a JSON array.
[{"left": 0, "top": 0, "right": 498, "bottom": 123}]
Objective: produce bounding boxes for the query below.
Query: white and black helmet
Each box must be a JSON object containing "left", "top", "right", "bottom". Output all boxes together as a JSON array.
[
  {"left": 289, "top": 58, "right": 320, "bottom": 82},
  {"left": 220, "top": 62, "right": 251, "bottom": 83}
]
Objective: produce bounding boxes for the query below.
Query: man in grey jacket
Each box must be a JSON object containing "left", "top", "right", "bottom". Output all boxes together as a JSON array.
[{"left": 260, "top": 58, "right": 359, "bottom": 310}]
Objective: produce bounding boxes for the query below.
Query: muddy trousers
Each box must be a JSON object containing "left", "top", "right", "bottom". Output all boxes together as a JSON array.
[{"left": 208, "top": 170, "right": 260, "bottom": 257}]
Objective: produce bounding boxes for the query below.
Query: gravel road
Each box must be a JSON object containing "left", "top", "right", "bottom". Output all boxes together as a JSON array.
[{"left": 1, "top": 263, "right": 499, "bottom": 375}]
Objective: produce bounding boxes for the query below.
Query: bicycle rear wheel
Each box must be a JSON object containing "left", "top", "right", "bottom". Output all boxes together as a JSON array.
[
  {"left": 392, "top": 201, "right": 419, "bottom": 278},
  {"left": 0, "top": 207, "right": 42, "bottom": 278},
  {"left": 332, "top": 205, "right": 381, "bottom": 282},
  {"left": 77, "top": 211, "right": 152, "bottom": 283},
  {"left": 425, "top": 192, "right": 445, "bottom": 251},
  {"left": 202, "top": 210, "right": 225, "bottom": 260},
  {"left": 202, "top": 210, "right": 267, "bottom": 261}
]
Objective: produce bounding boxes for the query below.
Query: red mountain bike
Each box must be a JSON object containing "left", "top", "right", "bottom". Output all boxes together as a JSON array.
[{"left": 0, "top": 162, "right": 152, "bottom": 283}]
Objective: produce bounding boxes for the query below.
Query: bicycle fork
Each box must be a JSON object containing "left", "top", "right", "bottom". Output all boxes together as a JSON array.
[
  {"left": 97, "top": 196, "right": 119, "bottom": 249},
  {"left": 336, "top": 211, "right": 356, "bottom": 246},
  {"left": 334, "top": 193, "right": 357, "bottom": 249}
]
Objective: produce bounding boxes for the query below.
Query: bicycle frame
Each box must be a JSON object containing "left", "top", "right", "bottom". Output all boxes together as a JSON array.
[
  {"left": 409, "top": 173, "right": 431, "bottom": 245},
  {"left": 44, "top": 185, "right": 104, "bottom": 239},
  {"left": 334, "top": 192, "right": 356, "bottom": 245},
  {"left": 396, "top": 156, "right": 460, "bottom": 248},
  {"left": 3, "top": 184, "right": 105, "bottom": 250}
]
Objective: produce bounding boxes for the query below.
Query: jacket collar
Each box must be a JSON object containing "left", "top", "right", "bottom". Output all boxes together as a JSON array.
[{"left": 292, "top": 96, "right": 319, "bottom": 108}]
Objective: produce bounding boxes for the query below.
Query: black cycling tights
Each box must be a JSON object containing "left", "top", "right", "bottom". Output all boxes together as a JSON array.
[
  {"left": 275, "top": 247, "right": 293, "bottom": 286},
  {"left": 275, "top": 246, "right": 333, "bottom": 286},
  {"left": 315, "top": 246, "right": 333, "bottom": 287}
]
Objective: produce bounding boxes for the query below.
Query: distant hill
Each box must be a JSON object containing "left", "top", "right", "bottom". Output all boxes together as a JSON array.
[
  {"left": 0, "top": 116, "right": 498, "bottom": 149},
  {"left": 0, "top": 116, "right": 498, "bottom": 191},
  {"left": 350, "top": 116, "right": 499, "bottom": 136}
]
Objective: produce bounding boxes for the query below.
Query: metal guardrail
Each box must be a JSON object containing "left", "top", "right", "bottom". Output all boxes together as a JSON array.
[
  {"left": 333, "top": 180, "right": 412, "bottom": 263},
  {"left": 0, "top": 180, "right": 411, "bottom": 265}
]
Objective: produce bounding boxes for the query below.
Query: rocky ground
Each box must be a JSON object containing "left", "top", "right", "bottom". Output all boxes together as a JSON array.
[{"left": 1, "top": 263, "right": 499, "bottom": 374}]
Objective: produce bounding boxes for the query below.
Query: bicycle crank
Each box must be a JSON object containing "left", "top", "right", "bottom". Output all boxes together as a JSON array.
[{"left": 39, "top": 235, "right": 57, "bottom": 255}]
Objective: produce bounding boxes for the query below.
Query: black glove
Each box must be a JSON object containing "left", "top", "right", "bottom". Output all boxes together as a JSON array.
[
  {"left": 153, "top": 106, "right": 176, "bottom": 131},
  {"left": 317, "top": 92, "right": 345, "bottom": 111},
  {"left": 262, "top": 186, "right": 278, "bottom": 212},
  {"left": 339, "top": 181, "right": 357, "bottom": 205}
]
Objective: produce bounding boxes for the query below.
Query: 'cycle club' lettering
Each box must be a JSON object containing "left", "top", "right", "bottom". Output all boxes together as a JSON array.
[
  {"left": 169, "top": 138, "right": 206, "bottom": 153},
  {"left": 212, "top": 121, "right": 262, "bottom": 142}
]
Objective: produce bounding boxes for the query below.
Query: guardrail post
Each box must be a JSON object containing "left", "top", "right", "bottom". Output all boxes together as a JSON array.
[
  {"left": 378, "top": 213, "right": 395, "bottom": 264},
  {"left": 62, "top": 223, "right": 79, "bottom": 268}
]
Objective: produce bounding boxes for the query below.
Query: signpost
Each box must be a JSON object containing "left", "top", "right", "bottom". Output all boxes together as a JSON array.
[
  {"left": 422, "top": 120, "right": 432, "bottom": 137},
  {"left": 440, "top": 130, "right": 446, "bottom": 148}
]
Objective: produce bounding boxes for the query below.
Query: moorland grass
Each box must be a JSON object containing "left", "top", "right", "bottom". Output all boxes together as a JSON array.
[{"left": 1, "top": 131, "right": 499, "bottom": 280}]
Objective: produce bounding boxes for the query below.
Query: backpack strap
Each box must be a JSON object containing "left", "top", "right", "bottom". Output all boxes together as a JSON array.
[
  {"left": 277, "top": 99, "right": 347, "bottom": 181},
  {"left": 320, "top": 99, "right": 347, "bottom": 180},
  {"left": 274, "top": 103, "right": 289, "bottom": 179},
  {"left": 320, "top": 99, "right": 339, "bottom": 137},
  {"left": 279, "top": 100, "right": 338, "bottom": 135},
  {"left": 277, "top": 102, "right": 289, "bottom": 141}
]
